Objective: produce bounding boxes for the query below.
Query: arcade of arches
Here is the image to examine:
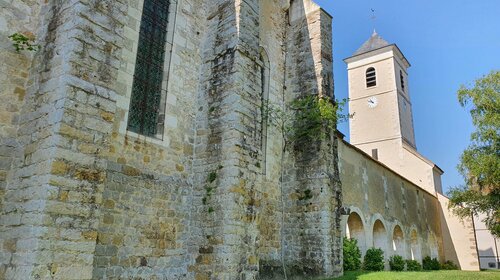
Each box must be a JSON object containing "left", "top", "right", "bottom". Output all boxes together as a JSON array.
[
  {"left": 343, "top": 211, "right": 437, "bottom": 262},
  {"left": 337, "top": 139, "right": 479, "bottom": 268}
]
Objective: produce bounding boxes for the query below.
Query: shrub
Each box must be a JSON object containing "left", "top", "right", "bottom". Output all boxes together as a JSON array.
[
  {"left": 363, "top": 248, "right": 385, "bottom": 271},
  {"left": 343, "top": 237, "right": 361, "bottom": 271},
  {"left": 389, "top": 255, "right": 405, "bottom": 271},
  {"left": 441, "top": 260, "right": 459, "bottom": 270},
  {"left": 406, "top": 259, "right": 422, "bottom": 271},
  {"left": 430, "top": 258, "right": 440, "bottom": 270},
  {"left": 422, "top": 256, "right": 440, "bottom": 270}
]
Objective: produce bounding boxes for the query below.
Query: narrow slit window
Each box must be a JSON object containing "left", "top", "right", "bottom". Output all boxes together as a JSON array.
[
  {"left": 400, "top": 70, "right": 405, "bottom": 92},
  {"left": 371, "top": 148, "right": 378, "bottom": 160},
  {"left": 127, "top": 0, "right": 171, "bottom": 137},
  {"left": 366, "top": 67, "right": 376, "bottom": 87}
]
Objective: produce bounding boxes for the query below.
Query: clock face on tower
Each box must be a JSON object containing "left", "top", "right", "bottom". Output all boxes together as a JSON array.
[{"left": 367, "top": 96, "right": 378, "bottom": 108}]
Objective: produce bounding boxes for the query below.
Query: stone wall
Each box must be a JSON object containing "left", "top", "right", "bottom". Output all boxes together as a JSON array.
[
  {"left": 0, "top": 0, "right": 41, "bottom": 235},
  {"left": 339, "top": 138, "right": 444, "bottom": 262},
  {"left": 338, "top": 137, "right": 480, "bottom": 270},
  {"left": 0, "top": 1, "right": 87, "bottom": 278},
  {"left": 0, "top": 0, "right": 195, "bottom": 278},
  {"left": 1, "top": 0, "right": 342, "bottom": 279},
  {"left": 0, "top": 0, "right": 42, "bottom": 278},
  {"left": 190, "top": 0, "right": 265, "bottom": 278},
  {"left": 256, "top": 0, "right": 288, "bottom": 274}
]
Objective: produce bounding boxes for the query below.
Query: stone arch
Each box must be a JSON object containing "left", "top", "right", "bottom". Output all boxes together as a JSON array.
[
  {"left": 259, "top": 47, "right": 270, "bottom": 101},
  {"left": 372, "top": 219, "right": 388, "bottom": 255},
  {"left": 392, "top": 224, "right": 405, "bottom": 257},
  {"left": 345, "top": 211, "right": 367, "bottom": 254},
  {"left": 340, "top": 207, "right": 364, "bottom": 235},
  {"left": 410, "top": 228, "right": 421, "bottom": 262}
]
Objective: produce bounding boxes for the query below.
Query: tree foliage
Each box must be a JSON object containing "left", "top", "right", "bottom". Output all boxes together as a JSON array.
[{"left": 448, "top": 70, "right": 500, "bottom": 237}]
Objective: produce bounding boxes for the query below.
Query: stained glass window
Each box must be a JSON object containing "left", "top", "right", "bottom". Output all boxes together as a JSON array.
[{"left": 127, "top": 0, "right": 171, "bottom": 137}]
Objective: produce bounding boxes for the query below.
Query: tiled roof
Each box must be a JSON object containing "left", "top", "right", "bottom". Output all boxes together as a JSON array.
[{"left": 353, "top": 30, "right": 390, "bottom": 56}]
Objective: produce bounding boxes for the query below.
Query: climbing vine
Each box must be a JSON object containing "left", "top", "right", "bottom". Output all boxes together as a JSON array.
[
  {"left": 8, "top": 32, "right": 40, "bottom": 52},
  {"left": 264, "top": 95, "right": 350, "bottom": 147},
  {"left": 267, "top": 94, "right": 351, "bottom": 279}
]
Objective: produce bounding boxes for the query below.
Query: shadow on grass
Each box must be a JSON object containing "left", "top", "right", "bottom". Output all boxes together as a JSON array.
[
  {"left": 327, "top": 270, "right": 500, "bottom": 280},
  {"left": 328, "top": 271, "right": 375, "bottom": 280}
]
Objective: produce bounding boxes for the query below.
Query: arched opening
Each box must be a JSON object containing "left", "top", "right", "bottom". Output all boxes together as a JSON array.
[
  {"left": 392, "top": 225, "right": 404, "bottom": 256},
  {"left": 346, "top": 212, "right": 366, "bottom": 254},
  {"left": 373, "top": 220, "right": 387, "bottom": 254},
  {"left": 366, "top": 67, "right": 377, "bottom": 87},
  {"left": 410, "top": 230, "right": 421, "bottom": 262}
]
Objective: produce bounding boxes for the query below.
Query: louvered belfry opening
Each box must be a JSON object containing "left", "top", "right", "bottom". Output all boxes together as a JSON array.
[
  {"left": 127, "top": 0, "right": 171, "bottom": 137},
  {"left": 400, "top": 70, "right": 405, "bottom": 92},
  {"left": 366, "top": 67, "right": 376, "bottom": 87}
]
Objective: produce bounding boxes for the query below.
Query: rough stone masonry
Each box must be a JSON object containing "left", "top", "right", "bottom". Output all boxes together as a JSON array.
[{"left": 0, "top": 0, "right": 343, "bottom": 279}]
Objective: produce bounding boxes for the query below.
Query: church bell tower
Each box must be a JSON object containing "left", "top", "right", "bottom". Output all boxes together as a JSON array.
[
  {"left": 344, "top": 31, "right": 416, "bottom": 160},
  {"left": 344, "top": 31, "right": 444, "bottom": 195}
]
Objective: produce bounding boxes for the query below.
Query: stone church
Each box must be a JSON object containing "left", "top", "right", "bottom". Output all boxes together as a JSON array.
[{"left": 0, "top": 0, "right": 479, "bottom": 279}]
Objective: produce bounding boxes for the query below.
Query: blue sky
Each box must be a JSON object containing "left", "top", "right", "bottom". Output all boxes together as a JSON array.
[{"left": 313, "top": 0, "right": 500, "bottom": 193}]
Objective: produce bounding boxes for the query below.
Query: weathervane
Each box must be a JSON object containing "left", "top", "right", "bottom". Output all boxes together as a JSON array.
[{"left": 371, "top": 8, "right": 377, "bottom": 32}]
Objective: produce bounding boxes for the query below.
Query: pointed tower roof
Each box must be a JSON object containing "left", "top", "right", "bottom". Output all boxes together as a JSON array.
[
  {"left": 343, "top": 31, "right": 410, "bottom": 67},
  {"left": 353, "top": 30, "right": 390, "bottom": 56}
]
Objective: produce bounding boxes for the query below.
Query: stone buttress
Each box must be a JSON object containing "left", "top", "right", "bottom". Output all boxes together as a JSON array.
[
  {"left": 190, "top": 0, "right": 265, "bottom": 278},
  {"left": 280, "top": 1, "right": 342, "bottom": 278}
]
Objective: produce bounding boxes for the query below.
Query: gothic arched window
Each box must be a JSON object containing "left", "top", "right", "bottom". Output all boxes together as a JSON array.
[
  {"left": 127, "top": 0, "right": 171, "bottom": 137},
  {"left": 366, "top": 67, "right": 376, "bottom": 87}
]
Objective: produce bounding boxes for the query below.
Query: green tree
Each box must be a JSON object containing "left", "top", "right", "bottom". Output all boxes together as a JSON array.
[{"left": 448, "top": 70, "right": 500, "bottom": 237}]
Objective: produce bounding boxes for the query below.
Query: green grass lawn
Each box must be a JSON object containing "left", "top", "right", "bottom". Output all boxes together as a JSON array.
[{"left": 331, "top": 270, "right": 500, "bottom": 280}]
